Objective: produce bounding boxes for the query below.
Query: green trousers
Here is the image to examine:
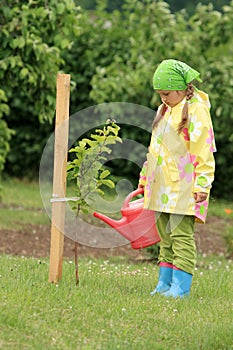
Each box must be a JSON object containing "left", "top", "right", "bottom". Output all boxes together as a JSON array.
[{"left": 155, "top": 212, "right": 196, "bottom": 275}]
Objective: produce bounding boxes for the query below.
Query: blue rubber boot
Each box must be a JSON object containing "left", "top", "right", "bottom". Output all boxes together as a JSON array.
[
  {"left": 150, "top": 263, "right": 173, "bottom": 296},
  {"left": 163, "top": 268, "right": 193, "bottom": 298}
]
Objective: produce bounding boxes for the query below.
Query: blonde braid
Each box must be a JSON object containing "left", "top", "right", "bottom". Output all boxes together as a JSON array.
[
  {"left": 152, "top": 103, "right": 167, "bottom": 129},
  {"left": 177, "top": 83, "right": 194, "bottom": 134}
]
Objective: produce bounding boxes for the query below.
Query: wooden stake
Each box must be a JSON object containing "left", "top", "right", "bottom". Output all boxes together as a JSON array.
[{"left": 49, "top": 74, "right": 70, "bottom": 283}]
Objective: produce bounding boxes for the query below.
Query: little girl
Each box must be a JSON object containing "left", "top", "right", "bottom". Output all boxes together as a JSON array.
[{"left": 138, "top": 59, "right": 216, "bottom": 298}]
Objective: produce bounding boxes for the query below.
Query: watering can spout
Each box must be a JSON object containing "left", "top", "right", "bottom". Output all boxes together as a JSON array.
[{"left": 93, "top": 212, "right": 127, "bottom": 229}]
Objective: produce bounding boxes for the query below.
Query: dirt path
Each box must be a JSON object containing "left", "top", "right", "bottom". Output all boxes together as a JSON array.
[{"left": 0, "top": 216, "right": 230, "bottom": 260}]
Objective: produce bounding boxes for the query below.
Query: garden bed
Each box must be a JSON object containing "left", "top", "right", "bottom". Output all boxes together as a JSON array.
[{"left": 0, "top": 216, "right": 229, "bottom": 259}]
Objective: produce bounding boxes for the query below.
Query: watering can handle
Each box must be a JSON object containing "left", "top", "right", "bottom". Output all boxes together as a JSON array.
[{"left": 122, "top": 188, "right": 144, "bottom": 209}]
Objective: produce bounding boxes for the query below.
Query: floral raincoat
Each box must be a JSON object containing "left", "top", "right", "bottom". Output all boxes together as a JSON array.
[{"left": 139, "top": 91, "right": 216, "bottom": 223}]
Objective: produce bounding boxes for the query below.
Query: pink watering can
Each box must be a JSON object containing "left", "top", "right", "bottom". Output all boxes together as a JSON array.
[{"left": 93, "top": 188, "right": 160, "bottom": 249}]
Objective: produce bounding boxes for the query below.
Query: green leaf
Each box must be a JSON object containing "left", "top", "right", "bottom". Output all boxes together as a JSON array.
[
  {"left": 98, "top": 179, "right": 115, "bottom": 189},
  {"left": 57, "top": 3, "right": 65, "bottom": 14},
  {"left": 79, "top": 140, "right": 87, "bottom": 148},
  {"left": 96, "top": 188, "right": 105, "bottom": 196},
  {"left": 100, "top": 169, "right": 111, "bottom": 179},
  {"left": 12, "top": 37, "right": 26, "bottom": 49},
  {"left": 82, "top": 138, "right": 98, "bottom": 148},
  {"left": 19, "top": 67, "right": 29, "bottom": 79}
]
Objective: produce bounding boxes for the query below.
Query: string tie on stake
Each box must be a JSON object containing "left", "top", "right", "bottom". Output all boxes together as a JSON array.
[{"left": 50, "top": 193, "right": 80, "bottom": 203}]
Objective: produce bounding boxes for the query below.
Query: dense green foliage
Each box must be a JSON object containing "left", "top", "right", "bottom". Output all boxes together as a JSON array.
[
  {"left": 0, "top": 0, "right": 81, "bottom": 176},
  {"left": 0, "top": 89, "right": 13, "bottom": 174},
  {"left": 0, "top": 0, "right": 232, "bottom": 198},
  {"left": 79, "top": 0, "right": 231, "bottom": 14}
]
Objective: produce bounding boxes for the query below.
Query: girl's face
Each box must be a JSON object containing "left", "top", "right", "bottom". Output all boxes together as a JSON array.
[{"left": 157, "top": 90, "right": 186, "bottom": 107}]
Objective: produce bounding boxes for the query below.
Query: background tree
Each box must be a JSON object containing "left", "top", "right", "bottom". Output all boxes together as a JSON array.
[
  {"left": 82, "top": 1, "right": 233, "bottom": 199},
  {"left": 0, "top": 0, "right": 81, "bottom": 176},
  {"left": 0, "top": 0, "right": 232, "bottom": 199},
  {"left": 77, "top": 0, "right": 231, "bottom": 14}
]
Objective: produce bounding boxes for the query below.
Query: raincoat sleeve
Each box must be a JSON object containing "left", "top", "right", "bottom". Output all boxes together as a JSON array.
[
  {"left": 138, "top": 160, "right": 148, "bottom": 187},
  {"left": 189, "top": 103, "right": 216, "bottom": 194}
]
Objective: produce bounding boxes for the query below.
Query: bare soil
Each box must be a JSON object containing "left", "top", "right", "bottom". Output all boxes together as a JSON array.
[{"left": 0, "top": 216, "right": 230, "bottom": 260}]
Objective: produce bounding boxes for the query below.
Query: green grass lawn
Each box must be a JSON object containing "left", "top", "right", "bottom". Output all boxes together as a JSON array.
[
  {"left": 0, "top": 178, "right": 50, "bottom": 230},
  {"left": 0, "top": 178, "right": 233, "bottom": 349},
  {"left": 0, "top": 254, "right": 233, "bottom": 350},
  {"left": 1, "top": 177, "right": 233, "bottom": 230},
  {"left": 1, "top": 178, "right": 43, "bottom": 208}
]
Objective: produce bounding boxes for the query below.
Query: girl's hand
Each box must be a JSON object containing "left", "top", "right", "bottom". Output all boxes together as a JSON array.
[
  {"left": 138, "top": 184, "right": 144, "bottom": 189},
  {"left": 194, "top": 192, "right": 208, "bottom": 203}
]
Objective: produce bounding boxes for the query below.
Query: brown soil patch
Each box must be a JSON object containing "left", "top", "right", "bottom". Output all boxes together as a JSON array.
[{"left": 0, "top": 216, "right": 230, "bottom": 260}]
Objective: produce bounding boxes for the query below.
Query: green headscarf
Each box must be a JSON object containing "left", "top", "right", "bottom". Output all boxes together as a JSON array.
[{"left": 153, "top": 59, "right": 202, "bottom": 91}]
